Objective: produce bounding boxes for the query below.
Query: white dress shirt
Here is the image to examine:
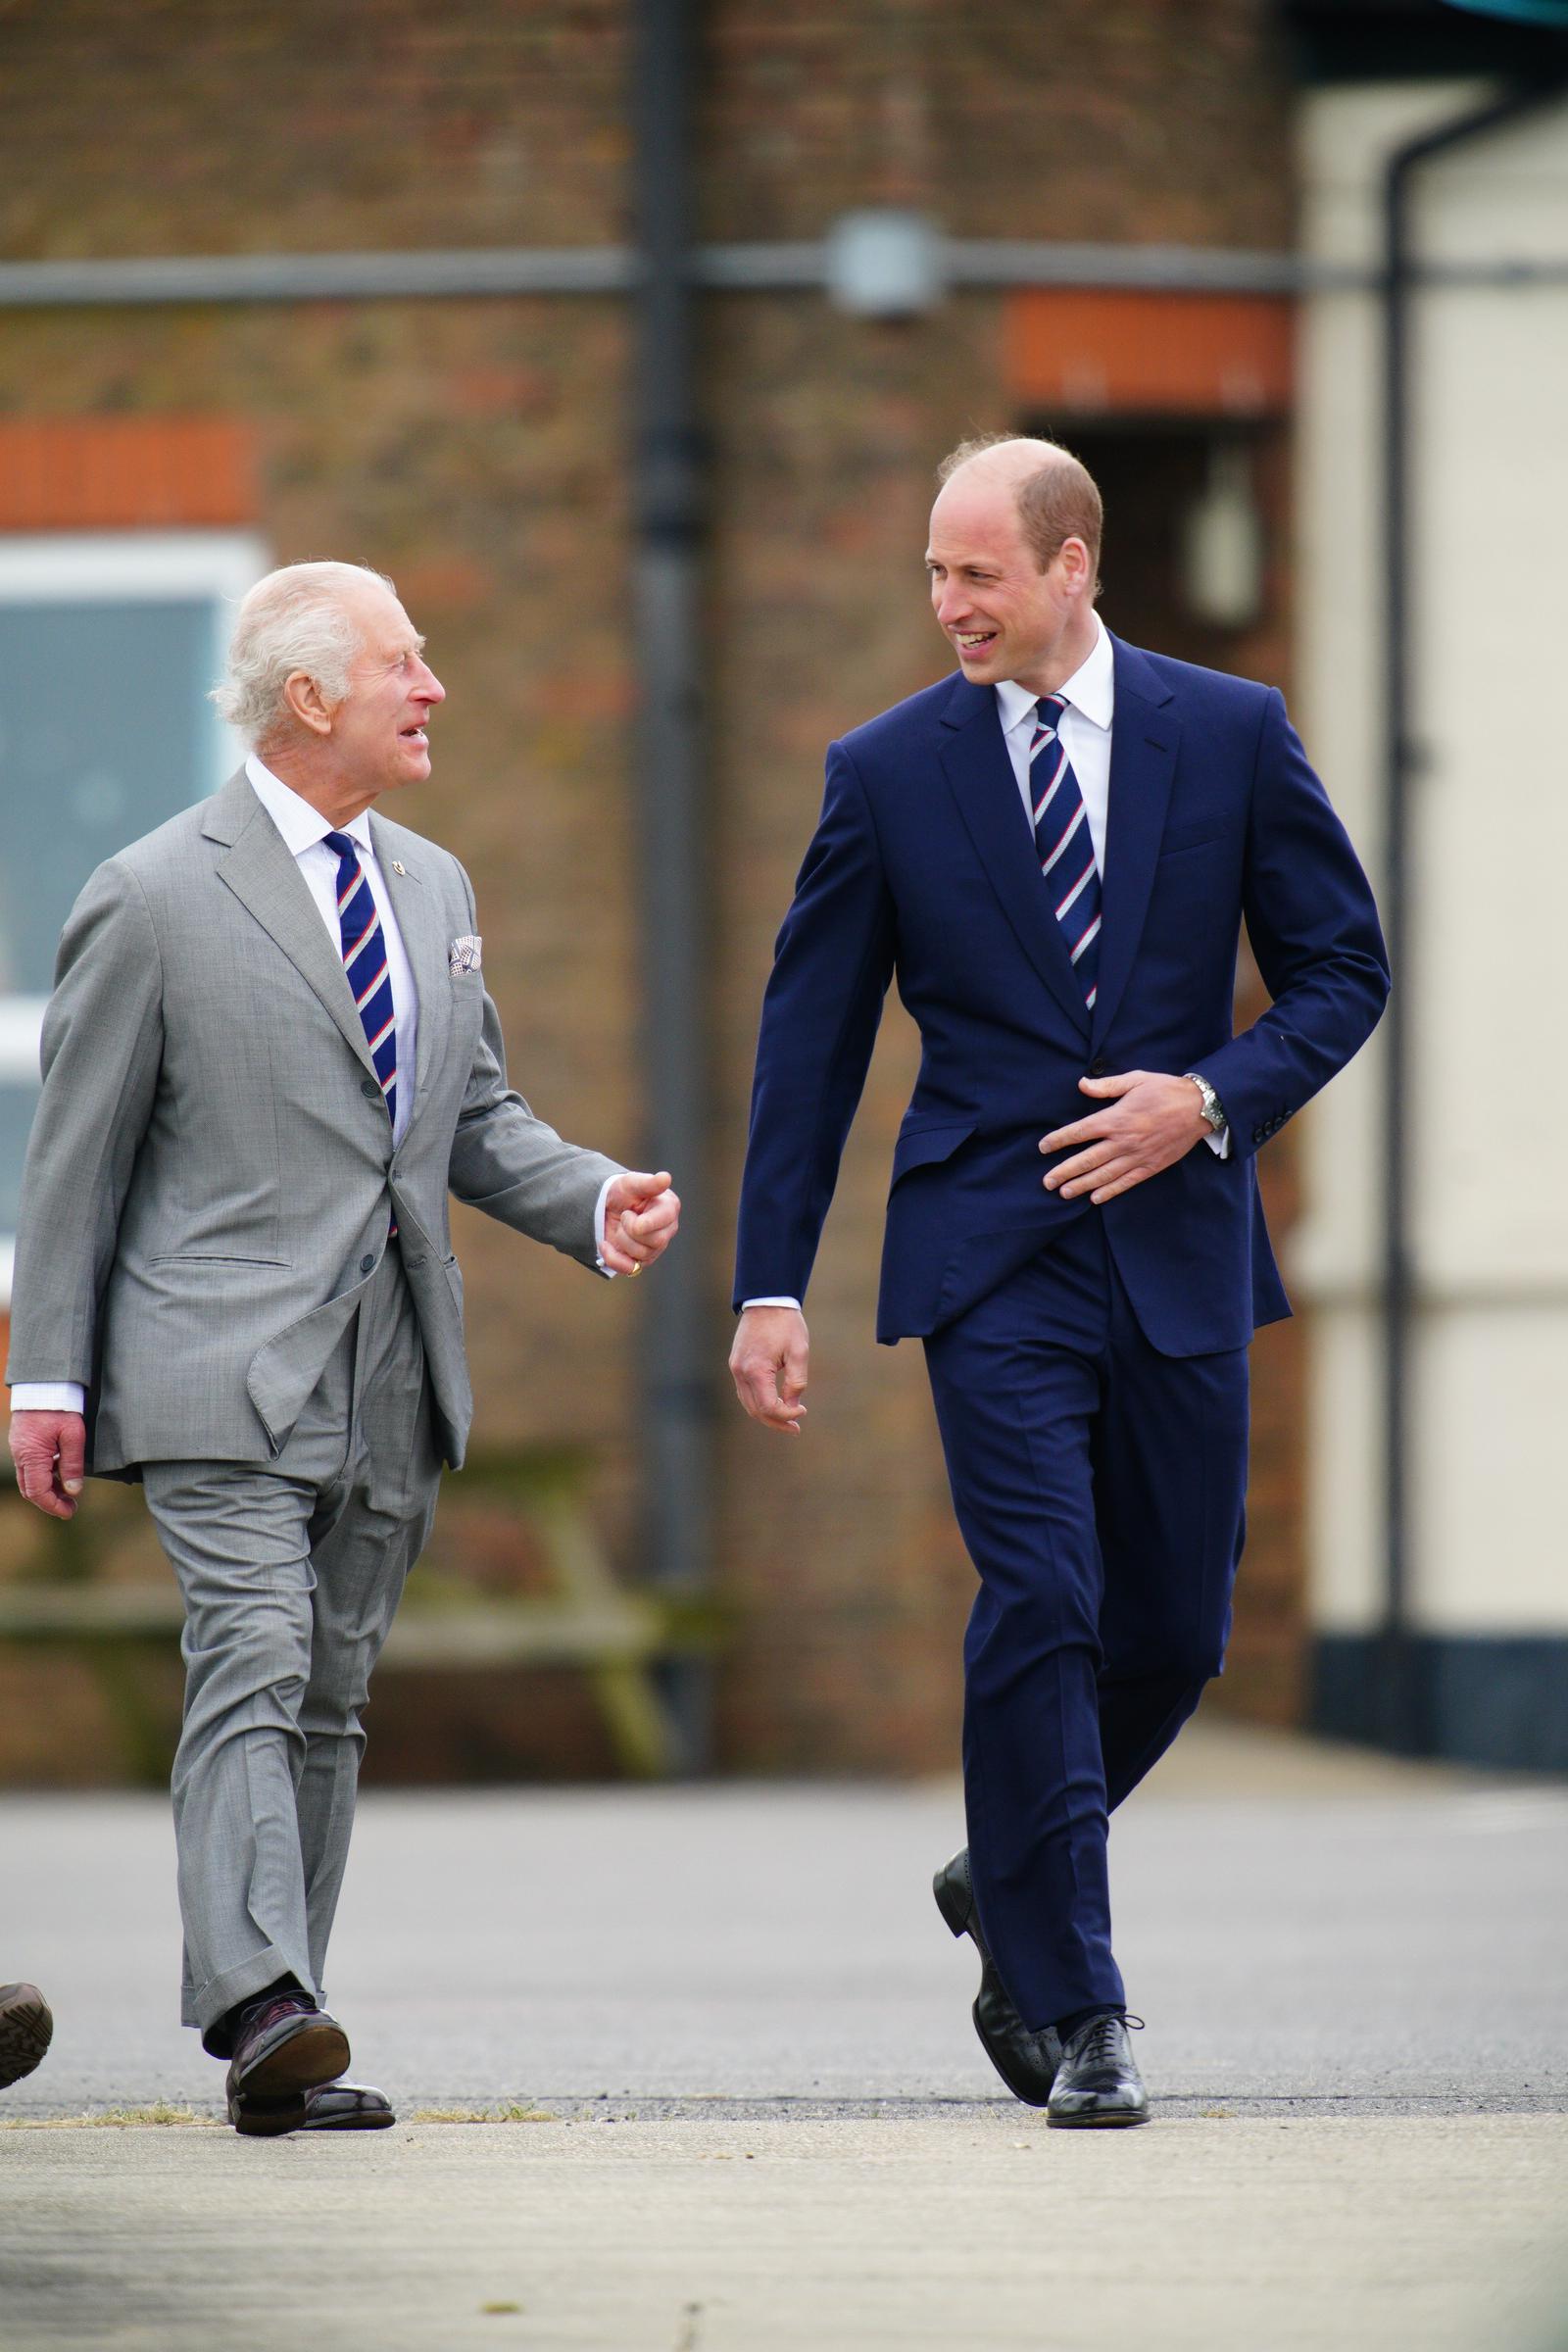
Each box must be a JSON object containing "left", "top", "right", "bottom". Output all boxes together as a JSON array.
[
  {"left": 14, "top": 759, "right": 616, "bottom": 1412},
  {"left": 245, "top": 755, "right": 421, "bottom": 1148},
  {"left": 994, "top": 612, "right": 1115, "bottom": 867},
  {"left": 741, "top": 617, "right": 1221, "bottom": 1314}
]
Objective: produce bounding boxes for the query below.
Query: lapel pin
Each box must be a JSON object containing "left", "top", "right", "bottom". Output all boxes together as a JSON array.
[{"left": 392, "top": 860, "right": 406, "bottom": 875}]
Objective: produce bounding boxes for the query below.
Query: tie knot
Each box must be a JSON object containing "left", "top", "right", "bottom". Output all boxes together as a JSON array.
[
  {"left": 1035, "top": 694, "right": 1069, "bottom": 735},
  {"left": 323, "top": 830, "right": 359, "bottom": 866}
]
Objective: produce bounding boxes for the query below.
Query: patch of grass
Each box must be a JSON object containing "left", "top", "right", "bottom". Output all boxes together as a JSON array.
[
  {"left": 0, "top": 2103, "right": 218, "bottom": 2132},
  {"left": 409, "top": 2104, "right": 557, "bottom": 2126}
]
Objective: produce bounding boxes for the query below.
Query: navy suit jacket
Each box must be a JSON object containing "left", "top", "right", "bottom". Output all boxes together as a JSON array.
[{"left": 733, "top": 635, "right": 1390, "bottom": 1356}]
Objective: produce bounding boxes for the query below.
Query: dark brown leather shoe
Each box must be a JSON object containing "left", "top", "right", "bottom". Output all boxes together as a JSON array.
[
  {"left": 230, "top": 2076, "right": 394, "bottom": 2136},
  {"left": 1046, "top": 2011, "right": 1151, "bottom": 2129},
  {"left": 0, "top": 1983, "right": 53, "bottom": 2089},
  {"left": 933, "top": 1850, "right": 1061, "bottom": 2107},
  {"left": 298, "top": 2081, "right": 395, "bottom": 2132},
  {"left": 223, "top": 1992, "right": 350, "bottom": 2135}
]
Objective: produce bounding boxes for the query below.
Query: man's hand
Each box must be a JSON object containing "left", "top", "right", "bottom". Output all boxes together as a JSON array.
[
  {"left": 601, "top": 1170, "right": 681, "bottom": 1275},
  {"left": 729, "top": 1305, "right": 809, "bottom": 1436},
  {"left": 1041, "top": 1071, "right": 1209, "bottom": 1205},
  {"left": 8, "top": 1410, "right": 87, "bottom": 1521}
]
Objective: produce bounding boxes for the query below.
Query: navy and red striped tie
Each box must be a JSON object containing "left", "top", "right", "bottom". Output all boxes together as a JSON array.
[
  {"left": 324, "top": 831, "right": 397, "bottom": 1130},
  {"left": 1029, "top": 694, "right": 1102, "bottom": 1012}
]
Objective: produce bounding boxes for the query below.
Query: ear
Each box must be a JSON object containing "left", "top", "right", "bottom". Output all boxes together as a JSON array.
[
  {"left": 282, "top": 668, "right": 336, "bottom": 737},
  {"left": 1056, "top": 536, "right": 1094, "bottom": 599}
]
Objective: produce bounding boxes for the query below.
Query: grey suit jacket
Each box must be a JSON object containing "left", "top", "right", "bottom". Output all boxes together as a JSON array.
[{"left": 5, "top": 769, "right": 624, "bottom": 1473}]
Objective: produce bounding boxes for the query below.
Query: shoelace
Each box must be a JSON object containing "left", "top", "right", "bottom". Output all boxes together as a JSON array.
[
  {"left": 240, "top": 1993, "right": 314, "bottom": 2041},
  {"left": 1070, "top": 2011, "right": 1146, "bottom": 2067}
]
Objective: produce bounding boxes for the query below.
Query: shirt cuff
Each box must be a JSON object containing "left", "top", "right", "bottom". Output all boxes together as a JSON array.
[
  {"left": 9, "top": 1383, "right": 86, "bottom": 1414},
  {"left": 1204, "top": 1126, "right": 1231, "bottom": 1160},
  {"left": 593, "top": 1174, "right": 616, "bottom": 1274},
  {"left": 740, "top": 1298, "right": 803, "bottom": 1312}
]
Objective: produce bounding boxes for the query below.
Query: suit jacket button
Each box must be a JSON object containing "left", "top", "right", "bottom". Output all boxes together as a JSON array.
[
  {"left": 361, "top": 1078, "right": 380, "bottom": 1099},
  {"left": 360, "top": 1253, "right": 375, "bottom": 1275},
  {"left": 1089, "top": 1057, "right": 1108, "bottom": 1078}
]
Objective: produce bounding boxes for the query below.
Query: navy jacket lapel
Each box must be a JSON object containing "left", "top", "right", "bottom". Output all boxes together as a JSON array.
[
  {"left": 1090, "top": 638, "right": 1180, "bottom": 1050},
  {"left": 937, "top": 677, "right": 1092, "bottom": 1040}
]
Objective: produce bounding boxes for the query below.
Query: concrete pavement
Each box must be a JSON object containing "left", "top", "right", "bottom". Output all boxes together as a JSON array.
[{"left": 1, "top": 1719, "right": 1566, "bottom": 2347}]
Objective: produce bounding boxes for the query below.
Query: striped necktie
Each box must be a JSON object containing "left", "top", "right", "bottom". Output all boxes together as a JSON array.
[
  {"left": 323, "top": 830, "right": 397, "bottom": 1130},
  {"left": 1029, "top": 693, "right": 1102, "bottom": 1012}
]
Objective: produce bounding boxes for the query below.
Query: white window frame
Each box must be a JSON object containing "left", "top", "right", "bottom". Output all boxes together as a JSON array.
[{"left": 0, "top": 529, "right": 270, "bottom": 1304}]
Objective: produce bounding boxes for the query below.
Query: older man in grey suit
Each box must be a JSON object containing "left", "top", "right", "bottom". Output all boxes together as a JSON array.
[{"left": 5, "top": 561, "right": 679, "bottom": 2134}]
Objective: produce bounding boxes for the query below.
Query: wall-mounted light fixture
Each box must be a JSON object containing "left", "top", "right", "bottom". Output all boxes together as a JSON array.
[
  {"left": 824, "top": 211, "right": 946, "bottom": 318},
  {"left": 1179, "top": 438, "right": 1265, "bottom": 629}
]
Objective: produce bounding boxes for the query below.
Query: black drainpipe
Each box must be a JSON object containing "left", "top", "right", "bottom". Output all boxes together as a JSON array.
[
  {"left": 1378, "top": 67, "right": 1568, "bottom": 1753},
  {"left": 631, "top": 0, "right": 711, "bottom": 1770}
]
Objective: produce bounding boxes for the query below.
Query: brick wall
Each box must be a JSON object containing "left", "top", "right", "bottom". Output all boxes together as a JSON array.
[{"left": 0, "top": 0, "right": 1310, "bottom": 1779}]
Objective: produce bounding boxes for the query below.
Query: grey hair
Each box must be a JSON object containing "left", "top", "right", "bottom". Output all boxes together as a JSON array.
[{"left": 211, "top": 560, "right": 397, "bottom": 746}]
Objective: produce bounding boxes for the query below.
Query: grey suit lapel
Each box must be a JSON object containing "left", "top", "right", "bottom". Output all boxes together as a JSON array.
[
  {"left": 371, "top": 818, "right": 452, "bottom": 1136},
  {"left": 203, "top": 771, "right": 380, "bottom": 1085}
]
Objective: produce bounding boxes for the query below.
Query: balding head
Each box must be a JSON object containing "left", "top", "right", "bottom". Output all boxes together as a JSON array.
[
  {"left": 924, "top": 435, "right": 1102, "bottom": 693},
  {"left": 934, "top": 435, "right": 1102, "bottom": 584}
]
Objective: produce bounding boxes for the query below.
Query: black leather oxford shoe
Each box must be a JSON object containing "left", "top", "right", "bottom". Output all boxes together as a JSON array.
[
  {"left": 933, "top": 1849, "right": 1061, "bottom": 2107},
  {"left": 230, "top": 2076, "right": 394, "bottom": 2136},
  {"left": 223, "top": 1991, "right": 350, "bottom": 2135},
  {"left": 1046, "top": 2011, "right": 1151, "bottom": 2129},
  {"left": 297, "top": 2080, "right": 394, "bottom": 2132}
]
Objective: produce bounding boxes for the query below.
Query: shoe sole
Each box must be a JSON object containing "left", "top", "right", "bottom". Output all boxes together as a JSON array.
[
  {"left": 300, "top": 2107, "right": 396, "bottom": 2132},
  {"left": 1047, "top": 2105, "right": 1152, "bottom": 2129},
  {"left": 230, "top": 2091, "right": 310, "bottom": 2138},
  {"left": 232, "top": 2017, "right": 351, "bottom": 2103},
  {"left": 0, "top": 1986, "right": 54, "bottom": 2089}
]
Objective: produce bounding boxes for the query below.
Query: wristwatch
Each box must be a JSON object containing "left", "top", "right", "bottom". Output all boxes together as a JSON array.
[{"left": 1183, "top": 1072, "right": 1228, "bottom": 1137}]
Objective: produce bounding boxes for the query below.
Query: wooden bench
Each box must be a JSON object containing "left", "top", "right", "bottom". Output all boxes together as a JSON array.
[{"left": 0, "top": 1448, "right": 714, "bottom": 1780}]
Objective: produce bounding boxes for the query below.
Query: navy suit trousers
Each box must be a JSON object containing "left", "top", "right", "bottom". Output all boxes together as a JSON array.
[{"left": 922, "top": 1210, "right": 1249, "bottom": 2031}]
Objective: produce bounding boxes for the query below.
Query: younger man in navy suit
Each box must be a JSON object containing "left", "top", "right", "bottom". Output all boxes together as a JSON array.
[{"left": 729, "top": 436, "right": 1388, "bottom": 2126}]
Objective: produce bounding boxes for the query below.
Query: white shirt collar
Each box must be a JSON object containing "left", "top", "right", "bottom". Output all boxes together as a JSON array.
[
  {"left": 245, "top": 753, "right": 374, "bottom": 858},
  {"left": 994, "top": 613, "right": 1114, "bottom": 736}
]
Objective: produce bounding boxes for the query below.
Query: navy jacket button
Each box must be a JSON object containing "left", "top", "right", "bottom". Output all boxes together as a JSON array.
[{"left": 1089, "top": 1057, "right": 1108, "bottom": 1078}]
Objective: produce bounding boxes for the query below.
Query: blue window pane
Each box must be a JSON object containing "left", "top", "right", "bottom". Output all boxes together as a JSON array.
[
  {"left": 0, "top": 599, "right": 219, "bottom": 996},
  {"left": 1, "top": 595, "right": 230, "bottom": 1260}
]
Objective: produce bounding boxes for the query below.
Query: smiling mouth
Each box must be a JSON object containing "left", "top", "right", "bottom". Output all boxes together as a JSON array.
[
  {"left": 956, "top": 631, "right": 997, "bottom": 652},
  {"left": 400, "top": 725, "right": 428, "bottom": 744}
]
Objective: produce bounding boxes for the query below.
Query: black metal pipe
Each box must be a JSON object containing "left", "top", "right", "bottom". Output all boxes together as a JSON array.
[
  {"left": 1379, "top": 69, "right": 1568, "bottom": 1752},
  {"left": 630, "top": 0, "right": 711, "bottom": 1771}
]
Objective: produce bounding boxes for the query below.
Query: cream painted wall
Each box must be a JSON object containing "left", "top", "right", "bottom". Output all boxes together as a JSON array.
[{"left": 1295, "top": 81, "right": 1568, "bottom": 1638}]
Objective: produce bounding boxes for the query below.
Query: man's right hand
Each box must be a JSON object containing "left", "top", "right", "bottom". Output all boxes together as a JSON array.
[
  {"left": 729, "top": 1306, "right": 809, "bottom": 1436},
  {"left": 8, "top": 1411, "right": 87, "bottom": 1520}
]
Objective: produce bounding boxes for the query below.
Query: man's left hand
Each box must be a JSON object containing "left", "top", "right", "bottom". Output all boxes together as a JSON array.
[
  {"left": 1041, "top": 1072, "right": 1208, "bottom": 1204},
  {"left": 602, "top": 1170, "right": 681, "bottom": 1275}
]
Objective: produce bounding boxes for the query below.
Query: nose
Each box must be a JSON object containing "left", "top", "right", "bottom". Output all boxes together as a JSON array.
[
  {"left": 934, "top": 582, "right": 969, "bottom": 629},
  {"left": 414, "top": 661, "right": 445, "bottom": 705}
]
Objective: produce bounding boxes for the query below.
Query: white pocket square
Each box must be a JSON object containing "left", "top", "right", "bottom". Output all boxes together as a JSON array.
[{"left": 449, "top": 934, "right": 482, "bottom": 975}]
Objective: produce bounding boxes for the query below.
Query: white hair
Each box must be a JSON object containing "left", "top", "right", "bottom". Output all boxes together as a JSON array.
[{"left": 211, "top": 561, "right": 397, "bottom": 747}]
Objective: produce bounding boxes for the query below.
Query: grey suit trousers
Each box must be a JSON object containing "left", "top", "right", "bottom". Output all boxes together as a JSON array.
[{"left": 143, "top": 1247, "right": 439, "bottom": 2047}]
